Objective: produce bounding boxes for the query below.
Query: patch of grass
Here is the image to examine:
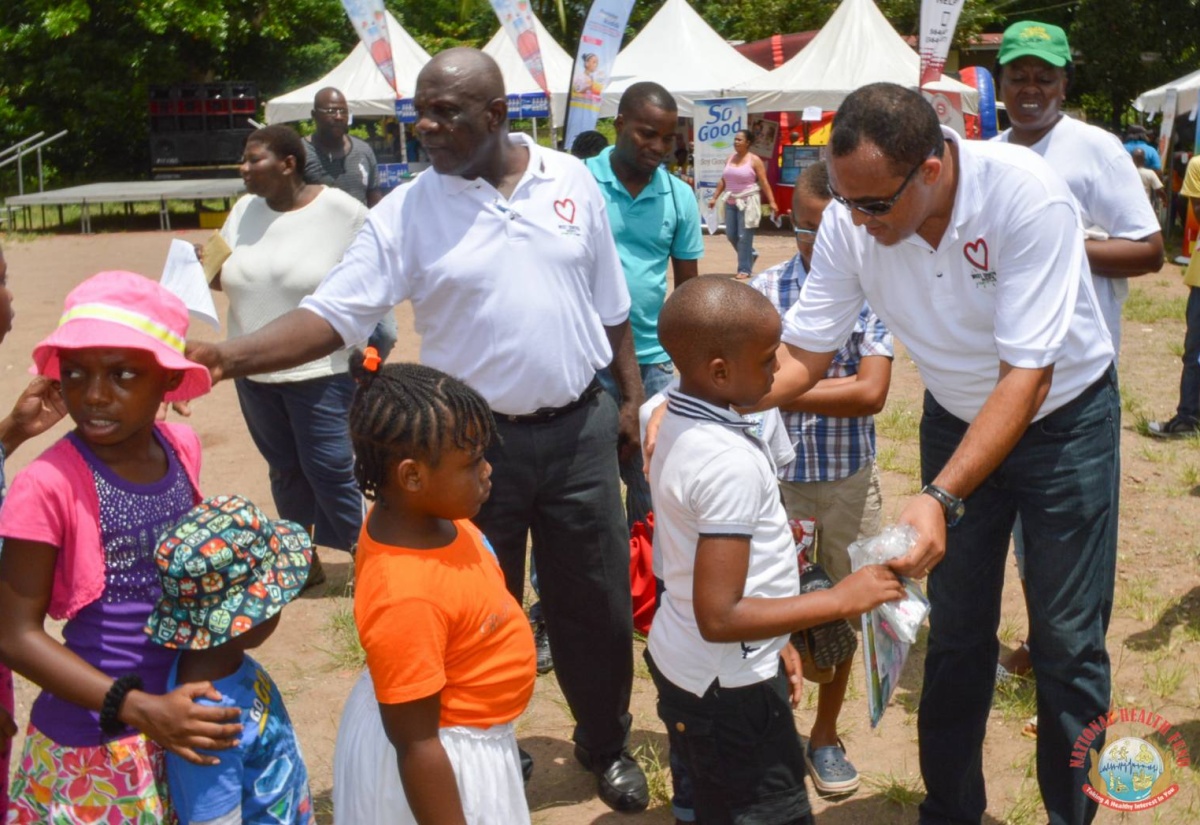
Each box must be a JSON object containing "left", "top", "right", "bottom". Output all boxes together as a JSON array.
[
  {"left": 631, "top": 741, "right": 673, "bottom": 808},
  {"left": 1116, "top": 574, "right": 1164, "bottom": 622},
  {"left": 1145, "top": 661, "right": 1188, "bottom": 699},
  {"left": 876, "top": 403, "right": 920, "bottom": 444},
  {"left": 997, "top": 614, "right": 1024, "bottom": 647},
  {"left": 863, "top": 771, "right": 925, "bottom": 807},
  {"left": 876, "top": 445, "right": 922, "bottom": 489},
  {"left": 1169, "top": 340, "right": 1186, "bottom": 358},
  {"left": 1178, "top": 464, "right": 1200, "bottom": 492},
  {"left": 1121, "top": 384, "right": 1145, "bottom": 417},
  {"left": 1137, "top": 443, "right": 1169, "bottom": 464},
  {"left": 999, "top": 784, "right": 1044, "bottom": 825},
  {"left": 993, "top": 674, "right": 1038, "bottom": 723},
  {"left": 1123, "top": 288, "right": 1187, "bottom": 324},
  {"left": 324, "top": 596, "right": 366, "bottom": 670}
]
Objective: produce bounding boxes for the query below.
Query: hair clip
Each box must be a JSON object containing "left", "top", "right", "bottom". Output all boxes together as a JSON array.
[{"left": 362, "top": 346, "right": 382, "bottom": 373}]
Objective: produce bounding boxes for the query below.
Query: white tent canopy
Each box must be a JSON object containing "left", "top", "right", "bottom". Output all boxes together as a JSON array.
[
  {"left": 265, "top": 11, "right": 430, "bottom": 124},
  {"left": 482, "top": 13, "right": 573, "bottom": 124},
  {"left": 1135, "top": 68, "right": 1200, "bottom": 119},
  {"left": 732, "top": 0, "right": 977, "bottom": 114},
  {"left": 600, "top": 0, "right": 767, "bottom": 118}
]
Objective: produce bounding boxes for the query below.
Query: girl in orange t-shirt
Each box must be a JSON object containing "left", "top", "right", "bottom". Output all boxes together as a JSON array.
[{"left": 332, "top": 353, "right": 536, "bottom": 825}]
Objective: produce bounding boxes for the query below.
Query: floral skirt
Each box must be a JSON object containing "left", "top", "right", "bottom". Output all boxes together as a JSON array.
[{"left": 6, "top": 724, "right": 176, "bottom": 825}]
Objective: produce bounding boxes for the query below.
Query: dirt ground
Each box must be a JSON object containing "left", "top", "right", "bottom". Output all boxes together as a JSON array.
[{"left": 3, "top": 225, "right": 1200, "bottom": 824}]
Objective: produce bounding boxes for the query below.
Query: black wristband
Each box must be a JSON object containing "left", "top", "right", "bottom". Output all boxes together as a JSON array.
[{"left": 99, "top": 674, "right": 143, "bottom": 736}]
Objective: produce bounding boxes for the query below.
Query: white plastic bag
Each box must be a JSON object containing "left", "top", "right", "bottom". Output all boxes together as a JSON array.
[{"left": 847, "top": 524, "right": 930, "bottom": 644}]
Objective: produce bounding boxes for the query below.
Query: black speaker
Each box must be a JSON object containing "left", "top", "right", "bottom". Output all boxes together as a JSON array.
[
  {"left": 150, "top": 133, "right": 208, "bottom": 166},
  {"left": 208, "top": 129, "right": 253, "bottom": 164}
]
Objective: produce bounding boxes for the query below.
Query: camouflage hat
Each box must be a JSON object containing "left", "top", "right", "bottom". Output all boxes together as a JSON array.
[{"left": 146, "top": 495, "right": 313, "bottom": 650}]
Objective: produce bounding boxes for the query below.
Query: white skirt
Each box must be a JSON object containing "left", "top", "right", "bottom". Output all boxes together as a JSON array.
[{"left": 333, "top": 670, "right": 531, "bottom": 825}]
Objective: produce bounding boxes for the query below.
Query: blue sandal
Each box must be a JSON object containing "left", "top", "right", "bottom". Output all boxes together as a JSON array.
[{"left": 805, "top": 739, "right": 860, "bottom": 796}]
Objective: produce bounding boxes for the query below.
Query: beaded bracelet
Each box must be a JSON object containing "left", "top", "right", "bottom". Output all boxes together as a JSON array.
[{"left": 99, "top": 674, "right": 143, "bottom": 736}]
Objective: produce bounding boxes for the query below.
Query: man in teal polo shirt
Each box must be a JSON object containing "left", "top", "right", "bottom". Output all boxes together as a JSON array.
[{"left": 587, "top": 81, "right": 704, "bottom": 528}]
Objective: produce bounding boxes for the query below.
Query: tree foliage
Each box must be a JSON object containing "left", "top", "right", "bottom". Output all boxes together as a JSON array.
[{"left": 1, "top": 0, "right": 1197, "bottom": 185}]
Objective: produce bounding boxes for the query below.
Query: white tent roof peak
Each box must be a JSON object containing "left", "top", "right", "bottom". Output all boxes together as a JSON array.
[
  {"left": 482, "top": 12, "right": 573, "bottom": 123},
  {"left": 601, "top": 0, "right": 766, "bottom": 117},
  {"left": 265, "top": 11, "right": 430, "bottom": 124},
  {"left": 1135, "top": 67, "right": 1200, "bottom": 119},
  {"left": 732, "top": 0, "right": 976, "bottom": 114}
]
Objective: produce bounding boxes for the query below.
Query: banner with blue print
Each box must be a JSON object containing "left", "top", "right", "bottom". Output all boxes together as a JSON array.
[{"left": 563, "top": 0, "right": 635, "bottom": 149}]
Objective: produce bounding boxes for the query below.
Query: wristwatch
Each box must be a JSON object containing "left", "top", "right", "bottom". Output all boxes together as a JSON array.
[{"left": 921, "top": 484, "right": 965, "bottom": 527}]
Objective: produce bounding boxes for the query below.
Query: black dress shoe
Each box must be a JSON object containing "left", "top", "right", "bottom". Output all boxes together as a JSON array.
[{"left": 574, "top": 744, "right": 649, "bottom": 813}]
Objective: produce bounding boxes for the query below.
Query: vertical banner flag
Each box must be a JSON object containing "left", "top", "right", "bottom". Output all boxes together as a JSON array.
[
  {"left": 564, "top": 0, "right": 636, "bottom": 149},
  {"left": 918, "top": 0, "right": 967, "bottom": 137},
  {"left": 694, "top": 98, "right": 748, "bottom": 233},
  {"left": 1190, "top": 88, "right": 1200, "bottom": 259},
  {"left": 489, "top": 0, "right": 548, "bottom": 94},
  {"left": 341, "top": 0, "right": 398, "bottom": 93},
  {"left": 1158, "top": 88, "right": 1178, "bottom": 163},
  {"left": 918, "top": 0, "right": 966, "bottom": 86}
]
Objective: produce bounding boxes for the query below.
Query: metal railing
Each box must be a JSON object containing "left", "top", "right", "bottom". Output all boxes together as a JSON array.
[{"left": 1, "top": 129, "right": 68, "bottom": 195}]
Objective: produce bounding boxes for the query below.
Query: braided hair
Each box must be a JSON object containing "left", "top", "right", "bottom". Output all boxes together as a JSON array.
[{"left": 347, "top": 352, "right": 496, "bottom": 502}]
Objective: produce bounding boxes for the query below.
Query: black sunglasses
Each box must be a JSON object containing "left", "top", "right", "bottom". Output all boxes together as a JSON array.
[{"left": 830, "top": 149, "right": 935, "bottom": 217}]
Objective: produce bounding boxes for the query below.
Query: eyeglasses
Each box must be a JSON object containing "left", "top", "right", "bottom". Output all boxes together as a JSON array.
[
  {"left": 830, "top": 150, "right": 934, "bottom": 217},
  {"left": 315, "top": 107, "right": 349, "bottom": 117},
  {"left": 793, "top": 227, "right": 818, "bottom": 245}
]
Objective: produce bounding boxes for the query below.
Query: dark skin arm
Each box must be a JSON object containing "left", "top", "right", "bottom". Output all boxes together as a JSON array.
[
  {"left": 367, "top": 188, "right": 384, "bottom": 208},
  {"left": 777, "top": 354, "right": 891, "bottom": 418},
  {"left": 379, "top": 692, "right": 467, "bottom": 825},
  {"left": 1085, "top": 232, "right": 1164, "bottom": 278},
  {"left": 889, "top": 363, "right": 1053, "bottom": 578},
  {"left": 186, "top": 308, "right": 344, "bottom": 383},
  {"left": 605, "top": 319, "right": 644, "bottom": 463},
  {"left": 692, "top": 536, "right": 905, "bottom": 643},
  {"left": 671, "top": 257, "right": 699, "bottom": 289},
  {"left": 0, "top": 540, "right": 242, "bottom": 765}
]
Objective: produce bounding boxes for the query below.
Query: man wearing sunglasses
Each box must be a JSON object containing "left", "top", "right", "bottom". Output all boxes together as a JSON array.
[{"left": 759, "top": 83, "right": 1117, "bottom": 825}]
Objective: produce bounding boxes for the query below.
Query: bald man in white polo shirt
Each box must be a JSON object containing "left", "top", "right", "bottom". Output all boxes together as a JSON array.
[
  {"left": 188, "top": 48, "right": 650, "bottom": 813},
  {"left": 760, "top": 84, "right": 1118, "bottom": 825}
]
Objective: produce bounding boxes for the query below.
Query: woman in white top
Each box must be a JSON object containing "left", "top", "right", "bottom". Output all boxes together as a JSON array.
[
  {"left": 215, "top": 125, "right": 369, "bottom": 584},
  {"left": 993, "top": 21, "right": 1163, "bottom": 681}
]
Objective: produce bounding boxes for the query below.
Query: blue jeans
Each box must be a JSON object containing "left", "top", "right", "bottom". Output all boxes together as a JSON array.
[
  {"left": 598, "top": 360, "right": 675, "bottom": 529},
  {"left": 235, "top": 374, "right": 364, "bottom": 552},
  {"left": 1176, "top": 286, "right": 1200, "bottom": 421},
  {"left": 724, "top": 203, "right": 757, "bottom": 276},
  {"left": 368, "top": 311, "right": 399, "bottom": 362},
  {"left": 916, "top": 366, "right": 1119, "bottom": 825}
]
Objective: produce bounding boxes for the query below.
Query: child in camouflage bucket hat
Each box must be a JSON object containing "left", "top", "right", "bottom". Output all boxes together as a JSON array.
[{"left": 147, "top": 494, "right": 316, "bottom": 824}]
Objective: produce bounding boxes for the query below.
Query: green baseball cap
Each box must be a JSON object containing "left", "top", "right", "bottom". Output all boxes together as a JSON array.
[{"left": 998, "top": 21, "right": 1072, "bottom": 67}]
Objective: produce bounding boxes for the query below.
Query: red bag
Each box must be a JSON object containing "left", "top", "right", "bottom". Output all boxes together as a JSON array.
[{"left": 630, "top": 513, "right": 658, "bottom": 636}]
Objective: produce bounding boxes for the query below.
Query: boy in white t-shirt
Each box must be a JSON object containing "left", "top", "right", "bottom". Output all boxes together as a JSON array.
[{"left": 646, "top": 276, "right": 903, "bottom": 824}]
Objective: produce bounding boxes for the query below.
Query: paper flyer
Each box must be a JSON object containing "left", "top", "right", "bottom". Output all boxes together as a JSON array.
[{"left": 161, "top": 238, "right": 221, "bottom": 331}]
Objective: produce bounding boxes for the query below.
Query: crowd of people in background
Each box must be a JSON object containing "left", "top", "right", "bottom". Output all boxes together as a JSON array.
[{"left": 0, "top": 13, "right": 1197, "bottom": 825}]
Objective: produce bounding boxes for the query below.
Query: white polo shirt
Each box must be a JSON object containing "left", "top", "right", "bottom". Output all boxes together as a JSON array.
[
  {"left": 647, "top": 391, "right": 800, "bottom": 697},
  {"left": 300, "top": 133, "right": 630, "bottom": 415},
  {"left": 784, "top": 127, "right": 1114, "bottom": 423},
  {"left": 996, "top": 116, "right": 1161, "bottom": 355}
]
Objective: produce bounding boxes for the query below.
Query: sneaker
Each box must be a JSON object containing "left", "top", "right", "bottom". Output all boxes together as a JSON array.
[
  {"left": 1147, "top": 416, "right": 1200, "bottom": 439},
  {"left": 805, "top": 739, "right": 860, "bottom": 797},
  {"left": 532, "top": 617, "right": 553, "bottom": 675}
]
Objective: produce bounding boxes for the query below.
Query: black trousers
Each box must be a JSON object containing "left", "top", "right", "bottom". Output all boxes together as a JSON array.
[{"left": 475, "top": 389, "right": 633, "bottom": 757}]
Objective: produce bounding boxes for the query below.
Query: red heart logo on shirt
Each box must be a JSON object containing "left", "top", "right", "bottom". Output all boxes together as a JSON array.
[
  {"left": 963, "top": 238, "right": 989, "bottom": 271},
  {"left": 554, "top": 198, "right": 576, "bottom": 224}
]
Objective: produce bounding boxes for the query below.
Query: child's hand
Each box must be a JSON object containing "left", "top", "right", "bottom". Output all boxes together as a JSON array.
[
  {"left": 780, "top": 642, "right": 804, "bottom": 708},
  {"left": 833, "top": 565, "right": 906, "bottom": 617},
  {"left": 122, "top": 682, "right": 242, "bottom": 766},
  {"left": 1, "top": 377, "right": 67, "bottom": 454}
]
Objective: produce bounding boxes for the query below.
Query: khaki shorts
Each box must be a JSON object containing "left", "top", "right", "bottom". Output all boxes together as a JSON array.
[{"left": 779, "top": 461, "right": 882, "bottom": 583}]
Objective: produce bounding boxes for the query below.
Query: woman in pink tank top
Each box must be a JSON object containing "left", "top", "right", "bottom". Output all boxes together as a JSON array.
[{"left": 707, "top": 130, "right": 778, "bottom": 279}]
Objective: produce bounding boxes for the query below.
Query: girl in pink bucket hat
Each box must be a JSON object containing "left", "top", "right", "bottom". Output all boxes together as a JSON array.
[{"left": 0, "top": 270, "right": 242, "bottom": 823}]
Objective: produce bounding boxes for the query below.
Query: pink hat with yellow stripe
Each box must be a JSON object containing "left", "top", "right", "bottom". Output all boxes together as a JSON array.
[{"left": 32, "top": 270, "right": 212, "bottom": 402}]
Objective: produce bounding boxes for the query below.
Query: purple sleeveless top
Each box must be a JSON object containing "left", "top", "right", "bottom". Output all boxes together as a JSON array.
[
  {"left": 30, "top": 430, "right": 194, "bottom": 746},
  {"left": 722, "top": 154, "right": 757, "bottom": 194}
]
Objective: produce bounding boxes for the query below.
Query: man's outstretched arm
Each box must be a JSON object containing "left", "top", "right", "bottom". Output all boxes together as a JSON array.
[{"left": 186, "top": 308, "right": 345, "bottom": 383}]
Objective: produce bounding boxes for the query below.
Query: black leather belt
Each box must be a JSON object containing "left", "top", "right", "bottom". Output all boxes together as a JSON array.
[{"left": 497, "top": 377, "right": 602, "bottom": 424}]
